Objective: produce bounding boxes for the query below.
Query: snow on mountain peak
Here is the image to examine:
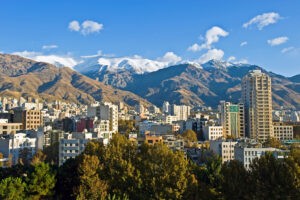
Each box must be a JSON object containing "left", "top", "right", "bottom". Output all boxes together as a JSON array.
[{"left": 74, "top": 53, "right": 182, "bottom": 74}]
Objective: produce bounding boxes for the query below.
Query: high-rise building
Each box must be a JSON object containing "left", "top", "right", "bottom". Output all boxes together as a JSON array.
[
  {"left": 219, "top": 101, "right": 245, "bottom": 138},
  {"left": 171, "top": 104, "right": 191, "bottom": 121},
  {"left": 242, "top": 70, "right": 273, "bottom": 141},
  {"left": 13, "top": 108, "right": 43, "bottom": 130}
]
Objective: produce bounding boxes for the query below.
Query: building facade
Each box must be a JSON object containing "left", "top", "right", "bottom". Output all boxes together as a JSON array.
[{"left": 242, "top": 70, "right": 273, "bottom": 141}]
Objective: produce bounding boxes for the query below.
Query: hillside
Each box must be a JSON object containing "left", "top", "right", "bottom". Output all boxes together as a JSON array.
[
  {"left": 0, "top": 54, "right": 149, "bottom": 106},
  {"left": 76, "top": 58, "right": 300, "bottom": 109}
]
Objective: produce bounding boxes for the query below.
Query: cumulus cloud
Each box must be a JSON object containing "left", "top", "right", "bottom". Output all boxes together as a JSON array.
[
  {"left": 267, "top": 36, "right": 288, "bottom": 46},
  {"left": 42, "top": 45, "right": 58, "bottom": 50},
  {"left": 12, "top": 51, "right": 78, "bottom": 68},
  {"left": 240, "top": 41, "right": 248, "bottom": 47},
  {"left": 157, "top": 52, "right": 182, "bottom": 64},
  {"left": 243, "top": 12, "right": 281, "bottom": 30},
  {"left": 188, "top": 26, "right": 229, "bottom": 52},
  {"left": 195, "top": 49, "right": 225, "bottom": 64},
  {"left": 281, "top": 47, "right": 295, "bottom": 53},
  {"left": 68, "top": 20, "right": 80, "bottom": 31},
  {"left": 81, "top": 20, "right": 103, "bottom": 35},
  {"left": 68, "top": 20, "right": 103, "bottom": 35},
  {"left": 227, "top": 56, "right": 236, "bottom": 62}
]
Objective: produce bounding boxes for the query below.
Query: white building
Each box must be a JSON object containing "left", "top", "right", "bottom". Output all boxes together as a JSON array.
[
  {"left": 87, "top": 102, "right": 118, "bottom": 133},
  {"left": 171, "top": 104, "right": 191, "bottom": 121},
  {"left": 203, "top": 126, "right": 223, "bottom": 141},
  {"left": 234, "top": 141, "right": 288, "bottom": 169},
  {"left": 0, "top": 133, "right": 36, "bottom": 165},
  {"left": 59, "top": 132, "right": 93, "bottom": 166},
  {"left": 210, "top": 140, "right": 237, "bottom": 163},
  {"left": 164, "top": 115, "right": 178, "bottom": 124}
]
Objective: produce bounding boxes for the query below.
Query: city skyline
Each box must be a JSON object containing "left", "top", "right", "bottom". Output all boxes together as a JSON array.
[{"left": 0, "top": 0, "right": 299, "bottom": 76}]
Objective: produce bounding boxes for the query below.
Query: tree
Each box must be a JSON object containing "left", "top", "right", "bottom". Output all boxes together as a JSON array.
[
  {"left": 118, "top": 119, "right": 136, "bottom": 135},
  {"left": 43, "top": 142, "right": 59, "bottom": 165},
  {"left": 0, "top": 152, "right": 3, "bottom": 167},
  {"left": 182, "top": 129, "right": 198, "bottom": 147},
  {"left": 27, "top": 162, "right": 56, "bottom": 199},
  {"left": 0, "top": 177, "right": 26, "bottom": 200},
  {"left": 102, "top": 134, "right": 141, "bottom": 198},
  {"left": 31, "top": 150, "right": 46, "bottom": 165},
  {"left": 76, "top": 154, "right": 108, "bottom": 200},
  {"left": 56, "top": 158, "right": 80, "bottom": 200},
  {"left": 18, "top": 148, "right": 31, "bottom": 165},
  {"left": 249, "top": 153, "right": 300, "bottom": 199},
  {"left": 263, "top": 137, "right": 281, "bottom": 148},
  {"left": 221, "top": 160, "right": 250, "bottom": 200},
  {"left": 137, "top": 143, "right": 188, "bottom": 199}
]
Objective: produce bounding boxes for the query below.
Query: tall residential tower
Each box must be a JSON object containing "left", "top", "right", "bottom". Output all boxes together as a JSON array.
[{"left": 242, "top": 70, "right": 273, "bottom": 141}]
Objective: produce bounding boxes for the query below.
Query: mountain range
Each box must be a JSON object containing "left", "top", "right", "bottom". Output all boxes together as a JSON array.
[
  {"left": 0, "top": 54, "right": 149, "bottom": 106},
  {"left": 0, "top": 53, "right": 299, "bottom": 109}
]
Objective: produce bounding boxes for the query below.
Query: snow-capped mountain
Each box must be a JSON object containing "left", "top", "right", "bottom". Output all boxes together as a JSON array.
[{"left": 74, "top": 54, "right": 181, "bottom": 74}]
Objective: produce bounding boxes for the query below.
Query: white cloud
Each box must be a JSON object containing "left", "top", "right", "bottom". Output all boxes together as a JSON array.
[
  {"left": 81, "top": 20, "right": 103, "bottom": 35},
  {"left": 187, "top": 26, "right": 229, "bottom": 52},
  {"left": 240, "top": 41, "right": 248, "bottom": 47},
  {"left": 187, "top": 43, "right": 202, "bottom": 52},
  {"left": 12, "top": 51, "right": 78, "bottom": 68},
  {"left": 267, "top": 36, "right": 288, "bottom": 46},
  {"left": 243, "top": 12, "right": 281, "bottom": 30},
  {"left": 157, "top": 52, "right": 182, "bottom": 64},
  {"left": 68, "top": 20, "right": 103, "bottom": 35},
  {"left": 227, "top": 56, "right": 236, "bottom": 62},
  {"left": 42, "top": 45, "right": 58, "bottom": 50},
  {"left": 196, "top": 49, "right": 225, "bottom": 64},
  {"left": 281, "top": 47, "right": 295, "bottom": 53},
  {"left": 68, "top": 20, "right": 80, "bottom": 32}
]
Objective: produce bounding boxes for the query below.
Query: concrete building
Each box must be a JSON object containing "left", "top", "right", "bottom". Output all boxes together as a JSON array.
[
  {"left": 273, "top": 123, "right": 293, "bottom": 140},
  {"left": 203, "top": 126, "right": 223, "bottom": 140},
  {"left": 219, "top": 101, "right": 245, "bottom": 138},
  {"left": 87, "top": 102, "right": 118, "bottom": 133},
  {"left": 162, "top": 135, "right": 184, "bottom": 151},
  {"left": 210, "top": 140, "right": 238, "bottom": 163},
  {"left": 242, "top": 70, "right": 273, "bottom": 141},
  {"left": 13, "top": 108, "right": 43, "bottom": 130},
  {"left": 171, "top": 104, "right": 191, "bottom": 121},
  {"left": 0, "top": 119, "right": 22, "bottom": 135},
  {"left": 59, "top": 132, "right": 93, "bottom": 166},
  {"left": 234, "top": 141, "right": 288, "bottom": 170},
  {"left": 0, "top": 133, "right": 37, "bottom": 165}
]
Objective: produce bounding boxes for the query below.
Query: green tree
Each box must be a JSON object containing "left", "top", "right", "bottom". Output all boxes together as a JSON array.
[
  {"left": 31, "top": 150, "right": 46, "bottom": 165},
  {"left": 56, "top": 158, "right": 80, "bottom": 200},
  {"left": 76, "top": 154, "right": 108, "bottom": 200},
  {"left": 137, "top": 143, "right": 188, "bottom": 199},
  {"left": 263, "top": 137, "right": 281, "bottom": 148},
  {"left": 0, "top": 177, "right": 26, "bottom": 200},
  {"left": 27, "top": 162, "right": 56, "bottom": 199},
  {"left": 102, "top": 134, "right": 141, "bottom": 198},
  {"left": 249, "top": 153, "right": 300, "bottom": 199},
  {"left": 221, "top": 160, "right": 250, "bottom": 200},
  {"left": 18, "top": 148, "right": 31, "bottom": 165},
  {"left": 43, "top": 142, "right": 59, "bottom": 165},
  {"left": 118, "top": 119, "right": 136, "bottom": 135},
  {"left": 182, "top": 129, "right": 198, "bottom": 147},
  {"left": 0, "top": 152, "right": 3, "bottom": 167}
]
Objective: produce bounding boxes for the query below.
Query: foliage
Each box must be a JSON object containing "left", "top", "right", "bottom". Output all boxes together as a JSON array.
[
  {"left": 0, "top": 177, "right": 26, "bottom": 200},
  {"left": 27, "top": 162, "right": 56, "bottom": 199},
  {"left": 263, "top": 137, "right": 282, "bottom": 148},
  {"left": 75, "top": 154, "right": 108, "bottom": 200},
  {"left": 182, "top": 129, "right": 198, "bottom": 147},
  {"left": 118, "top": 119, "right": 136, "bottom": 135},
  {"left": 43, "top": 142, "right": 59, "bottom": 165}
]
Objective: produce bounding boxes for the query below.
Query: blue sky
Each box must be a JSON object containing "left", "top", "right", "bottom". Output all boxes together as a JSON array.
[{"left": 0, "top": 0, "right": 299, "bottom": 76}]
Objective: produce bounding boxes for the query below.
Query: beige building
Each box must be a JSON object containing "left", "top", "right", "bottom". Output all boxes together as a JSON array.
[
  {"left": 219, "top": 101, "right": 245, "bottom": 138},
  {"left": 242, "top": 70, "right": 273, "bottom": 142},
  {"left": 273, "top": 123, "right": 293, "bottom": 140},
  {"left": 0, "top": 119, "right": 23, "bottom": 135},
  {"left": 14, "top": 109, "right": 43, "bottom": 130}
]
